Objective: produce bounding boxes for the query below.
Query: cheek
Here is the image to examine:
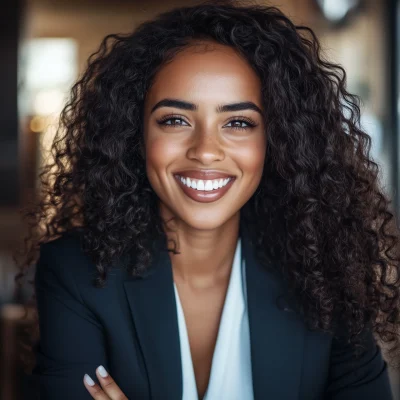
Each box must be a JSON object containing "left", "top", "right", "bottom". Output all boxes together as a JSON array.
[
  {"left": 236, "top": 137, "right": 266, "bottom": 180},
  {"left": 145, "top": 135, "right": 180, "bottom": 176}
]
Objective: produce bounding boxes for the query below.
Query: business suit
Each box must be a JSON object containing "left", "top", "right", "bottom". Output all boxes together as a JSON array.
[{"left": 32, "top": 221, "right": 393, "bottom": 400}]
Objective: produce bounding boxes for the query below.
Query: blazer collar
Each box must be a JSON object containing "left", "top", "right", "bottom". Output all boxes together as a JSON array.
[{"left": 123, "top": 220, "right": 305, "bottom": 399}]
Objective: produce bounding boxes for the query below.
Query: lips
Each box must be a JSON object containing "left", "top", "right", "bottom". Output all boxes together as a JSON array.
[{"left": 173, "top": 171, "right": 236, "bottom": 203}]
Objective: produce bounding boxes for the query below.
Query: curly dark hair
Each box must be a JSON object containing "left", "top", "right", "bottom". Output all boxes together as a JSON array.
[{"left": 14, "top": 0, "right": 400, "bottom": 373}]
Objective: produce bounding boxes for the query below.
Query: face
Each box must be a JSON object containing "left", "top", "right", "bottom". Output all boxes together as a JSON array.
[{"left": 143, "top": 41, "right": 266, "bottom": 231}]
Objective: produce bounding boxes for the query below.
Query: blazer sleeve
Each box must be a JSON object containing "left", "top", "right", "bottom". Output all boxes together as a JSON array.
[
  {"left": 324, "top": 319, "right": 393, "bottom": 399},
  {"left": 31, "top": 239, "right": 108, "bottom": 400}
]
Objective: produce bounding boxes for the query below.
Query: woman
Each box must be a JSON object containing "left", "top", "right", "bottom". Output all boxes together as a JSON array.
[{"left": 16, "top": 1, "right": 400, "bottom": 399}]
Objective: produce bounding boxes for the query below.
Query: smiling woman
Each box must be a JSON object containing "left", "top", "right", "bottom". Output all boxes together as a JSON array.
[{"left": 15, "top": 0, "right": 400, "bottom": 399}]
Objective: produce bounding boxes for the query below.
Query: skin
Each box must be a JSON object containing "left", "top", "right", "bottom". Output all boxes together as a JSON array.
[{"left": 84, "top": 40, "right": 267, "bottom": 399}]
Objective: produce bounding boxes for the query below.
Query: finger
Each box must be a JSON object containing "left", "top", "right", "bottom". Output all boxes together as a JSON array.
[
  {"left": 83, "top": 373, "right": 111, "bottom": 399},
  {"left": 96, "top": 365, "right": 129, "bottom": 400}
]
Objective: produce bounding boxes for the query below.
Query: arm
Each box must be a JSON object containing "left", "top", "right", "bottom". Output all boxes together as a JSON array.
[
  {"left": 324, "top": 320, "right": 393, "bottom": 399},
  {"left": 31, "top": 239, "right": 108, "bottom": 400}
]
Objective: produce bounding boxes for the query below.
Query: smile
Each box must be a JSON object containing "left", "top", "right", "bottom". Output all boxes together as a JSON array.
[
  {"left": 174, "top": 174, "right": 236, "bottom": 203},
  {"left": 178, "top": 176, "right": 232, "bottom": 191}
]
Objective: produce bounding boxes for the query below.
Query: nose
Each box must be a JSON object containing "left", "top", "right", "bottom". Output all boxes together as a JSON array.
[{"left": 186, "top": 128, "right": 225, "bottom": 165}]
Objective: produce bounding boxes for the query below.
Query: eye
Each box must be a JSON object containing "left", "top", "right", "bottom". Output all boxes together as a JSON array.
[
  {"left": 156, "top": 115, "right": 189, "bottom": 127},
  {"left": 224, "top": 118, "right": 257, "bottom": 131}
]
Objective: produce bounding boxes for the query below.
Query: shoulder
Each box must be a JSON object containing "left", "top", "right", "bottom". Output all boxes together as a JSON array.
[
  {"left": 36, "top": 229, "right": 97, "bottom": 287},
  {"left": 36, "top": 228, "right": 129, "bottom": 288},
  {"left": 40, "top": 228, "right": 84, "bottom": 257}
]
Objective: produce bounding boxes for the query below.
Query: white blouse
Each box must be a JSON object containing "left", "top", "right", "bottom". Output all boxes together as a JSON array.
[{"left": 173, "top": 237, "right": 254, "bottom": 400}]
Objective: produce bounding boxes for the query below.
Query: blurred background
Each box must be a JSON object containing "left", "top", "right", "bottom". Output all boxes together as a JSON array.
[{"left": 0, "top": 0, "right": 399, "bottom": 398}]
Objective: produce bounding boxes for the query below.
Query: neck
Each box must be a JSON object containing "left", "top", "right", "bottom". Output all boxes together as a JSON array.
[{"left": 161, "top": 208, "right": 240, "bottom": 290}]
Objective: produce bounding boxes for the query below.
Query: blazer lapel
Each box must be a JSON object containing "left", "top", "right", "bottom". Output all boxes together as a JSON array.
[
  {"left": 123, "top": 237, "right": 182, "bottom": 400},
  {"left": 241, "top": 222, "right": 306, "bottom": 399}
]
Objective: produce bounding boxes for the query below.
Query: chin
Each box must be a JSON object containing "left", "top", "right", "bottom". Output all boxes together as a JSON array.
[
  {"left": 183, "top": 219, "right": 227, "bottom": 231},
  {"left": 176, "top": 209, "right": 239, "bottom": 231}
]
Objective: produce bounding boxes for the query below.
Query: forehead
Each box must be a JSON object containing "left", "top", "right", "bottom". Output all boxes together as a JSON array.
[{"left": 145, "top": 42, "right": 262, "bottom": 108}]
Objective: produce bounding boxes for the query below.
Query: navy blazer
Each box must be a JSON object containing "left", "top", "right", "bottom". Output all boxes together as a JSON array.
[{"left": 32, "top": 221, "right": 393, "bottom": 400}]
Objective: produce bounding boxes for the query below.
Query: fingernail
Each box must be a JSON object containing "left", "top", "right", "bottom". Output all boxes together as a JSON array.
[
  {"left": 84, "top": 374, "right": 95, "bottom": 386},
  {"left": 97, "top": 365, "right": 108, "bottom": 378}
]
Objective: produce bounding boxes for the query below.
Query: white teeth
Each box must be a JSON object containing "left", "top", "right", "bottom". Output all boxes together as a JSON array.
[
  {"left": 177, "top": 175, "right": 232, "bottom": 191},
  {"left": 205, "top": 180, "right": 213, "bottom": 191}
]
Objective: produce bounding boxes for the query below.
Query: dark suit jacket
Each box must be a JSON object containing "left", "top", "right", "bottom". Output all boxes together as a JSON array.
[{"left": 32, "top": 221, "right": 393, "bottom": 400}]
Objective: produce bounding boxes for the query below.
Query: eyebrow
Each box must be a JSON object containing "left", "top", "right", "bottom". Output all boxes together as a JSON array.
[{"left": 150, "top": 98, "right": 263, "bottom": 116}]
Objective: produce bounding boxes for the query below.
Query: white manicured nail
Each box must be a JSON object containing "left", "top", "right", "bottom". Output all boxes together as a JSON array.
[
  {"left": 97, "top": 365, "right": 108, "bottom": 378},
  {"left": 84, "top": 374, "right": 95, "bottom": 386}
]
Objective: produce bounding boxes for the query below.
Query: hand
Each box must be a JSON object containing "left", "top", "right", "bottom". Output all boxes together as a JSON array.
[{"left": 83, "top": 365, "right": 128, "bottom": 399}]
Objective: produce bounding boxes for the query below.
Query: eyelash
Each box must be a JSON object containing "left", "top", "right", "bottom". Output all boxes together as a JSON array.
[{"left": 156, "top": 114, "right": 257, "bottom": 131}]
